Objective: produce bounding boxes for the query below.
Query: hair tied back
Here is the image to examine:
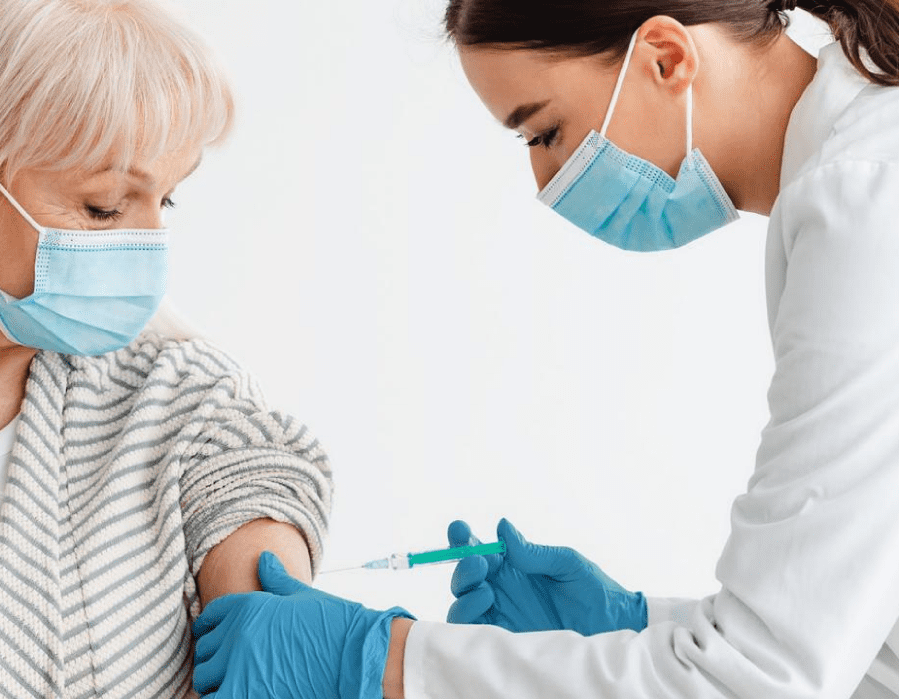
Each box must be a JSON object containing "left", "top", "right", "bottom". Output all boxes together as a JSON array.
[
  {"left": 445, "top": 0, "right": 899, "bottom": 88},
  {"left": 770, "top": 0, "right": 798, "bottom": 11}
]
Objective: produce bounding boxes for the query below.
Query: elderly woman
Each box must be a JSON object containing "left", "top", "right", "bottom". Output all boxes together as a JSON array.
[{"left": 0, "top": 1, "right": 331, "bottom": 696}]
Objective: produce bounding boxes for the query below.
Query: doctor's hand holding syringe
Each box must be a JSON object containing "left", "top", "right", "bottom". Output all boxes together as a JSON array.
[
  {"left": 191, "top": 518, "right": 644, "bottom": 698},
  {"left": 315, "top": 517, "right": 646, "bottom": 634},
  {"left": 442, "top": 518, "right": 646, "bottom": 636}
]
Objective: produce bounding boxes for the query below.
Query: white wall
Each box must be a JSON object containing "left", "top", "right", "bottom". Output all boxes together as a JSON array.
[{"left": 166, "top": 1, "right": 826, "bottom": 621}]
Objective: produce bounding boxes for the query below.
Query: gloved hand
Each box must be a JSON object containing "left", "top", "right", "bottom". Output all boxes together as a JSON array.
[
  {"left": 192, "top": 551, "right": 414, "bottom": 699},
  {"left": 447, "top": 518, "right": 647, "bottom": 635}
]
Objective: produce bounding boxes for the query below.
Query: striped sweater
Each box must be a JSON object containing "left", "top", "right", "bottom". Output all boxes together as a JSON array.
[{"left": 0, "top": 333, "right": 333, "bottom": 698}]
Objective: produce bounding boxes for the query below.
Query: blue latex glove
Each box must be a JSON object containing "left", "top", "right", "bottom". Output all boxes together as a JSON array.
[
  {"left": 192, "top": 551, "right": 414, "bottom": 699},
  {"left": 447, "top": 518, "right": 647, "bottom": 635}
]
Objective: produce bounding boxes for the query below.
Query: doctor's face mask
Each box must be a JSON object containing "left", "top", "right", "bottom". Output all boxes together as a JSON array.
[{"left": 536, "top": 31, "right": 739, "bottom": 251}]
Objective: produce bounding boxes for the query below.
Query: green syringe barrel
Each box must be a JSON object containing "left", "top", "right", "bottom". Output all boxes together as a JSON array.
[{"left": 407, "top": 540, "right": 506, "bottom": 567}]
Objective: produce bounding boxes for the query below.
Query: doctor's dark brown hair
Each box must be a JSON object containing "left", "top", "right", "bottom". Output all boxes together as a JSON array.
[{"left": 444, "top": 0, "right": 899, "bottom": 87}]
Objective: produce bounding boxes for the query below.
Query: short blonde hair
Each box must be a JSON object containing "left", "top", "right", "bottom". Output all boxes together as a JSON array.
[{"left": 0, "top": 0, "right": 234, "bottom": 182}]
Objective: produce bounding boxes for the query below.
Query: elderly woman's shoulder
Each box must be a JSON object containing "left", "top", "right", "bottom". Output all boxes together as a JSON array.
[{"left": 58, "top": 331, "right": 257, "bottom": 397}]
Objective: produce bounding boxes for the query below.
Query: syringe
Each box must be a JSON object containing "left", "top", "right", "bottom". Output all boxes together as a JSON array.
[{"left": 320, "top": 540, "right": 506, "bottom": 574}]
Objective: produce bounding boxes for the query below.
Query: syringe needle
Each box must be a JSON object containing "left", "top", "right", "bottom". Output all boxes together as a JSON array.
[
  {"left": 318, "top": 565, "right": 362, "bottom": 575},
  {"left": 319, "top": 557, "right": 389, "bottom": 574}
]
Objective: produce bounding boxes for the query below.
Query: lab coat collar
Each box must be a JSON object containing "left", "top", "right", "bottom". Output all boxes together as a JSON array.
[{"left": 780, "top": 42, "right": 871, "bottom": 188}]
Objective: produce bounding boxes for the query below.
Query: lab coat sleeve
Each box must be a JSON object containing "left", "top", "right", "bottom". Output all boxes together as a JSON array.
[
  {"left": 646, "top": 598, "right": 699, "bottom": 627},
  {"left": 403, "top": 160, "right": 899, "bottom": 699}
]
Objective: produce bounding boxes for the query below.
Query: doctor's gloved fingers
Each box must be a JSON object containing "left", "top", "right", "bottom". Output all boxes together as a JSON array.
[
  {"left": 497, "top": 518, "right": 566, "bottom": 577},
  {"left": 447, "top": 582, "right": 495, "bottom": 624},
  {"left": 257, "top": 550, "right": 305, "bottom": 596},
  {"left": 448, "top": 521, "right": 503, "bottom": 576},
  {"left": 450, "top": 555, "right": 489, "bottom": 598},
  {"left": 448, "top": 520, "right": 480, "bottom": 548},
  {"left": 192, "top": 649, "right": 228, "bottom": 696},
  {"left": 193, "top": 619, "right": 234, "bottom": 665},
  {"left": 499, "top": 519, "right": 587, "bottom": 580},
  {"left": 192, "top": 595, "right": 241, "bottom": 639}
]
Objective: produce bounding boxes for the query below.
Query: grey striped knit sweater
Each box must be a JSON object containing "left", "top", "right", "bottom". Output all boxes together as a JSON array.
[{"left": 0, "top": 333, "right": 333, "bottom": 698}]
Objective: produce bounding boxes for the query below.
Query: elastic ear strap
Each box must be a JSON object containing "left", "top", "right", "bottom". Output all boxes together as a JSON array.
[
  {"left": 600, "top": 30, "right": 640, "bottom": 137},
  {"left": 0, "top": 181, "right": 42, "bottom": 233},
  {"left": 686, "top": 84, "right": 694, "bottom": 154}
]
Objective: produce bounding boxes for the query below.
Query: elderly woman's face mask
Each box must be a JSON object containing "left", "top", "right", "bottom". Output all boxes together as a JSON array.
[{"left": 0, "top": 153, "right": 199, "bottom": 356}]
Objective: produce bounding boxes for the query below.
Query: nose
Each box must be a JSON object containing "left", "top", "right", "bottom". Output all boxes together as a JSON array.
[
  {"left": 530, "top": 150, "right": 563, "bottom": 192},
  {"left": 130, "top": 206, "right": 167, "bottom": 230}
]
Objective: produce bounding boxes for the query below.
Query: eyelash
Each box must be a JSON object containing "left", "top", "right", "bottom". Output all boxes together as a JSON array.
[
  {"left": 519, "top": 125, "right": 561, "bottom": 150},
  {"left": 85, "top": 197, "right": 176, "bottom": 222}
]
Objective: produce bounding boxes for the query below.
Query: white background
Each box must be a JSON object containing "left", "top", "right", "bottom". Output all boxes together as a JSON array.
[{"left": 166, "top": 2, "right": 829, "bottom": 621}]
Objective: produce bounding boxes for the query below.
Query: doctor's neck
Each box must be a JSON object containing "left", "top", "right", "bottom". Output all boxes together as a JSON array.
[{"left": 698, "top": 29, "right": 818, "bottom": 215}]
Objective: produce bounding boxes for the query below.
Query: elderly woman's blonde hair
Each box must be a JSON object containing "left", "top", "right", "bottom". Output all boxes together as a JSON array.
[{"left": 0, "top": 0, "right": 235, "bottom": 184}]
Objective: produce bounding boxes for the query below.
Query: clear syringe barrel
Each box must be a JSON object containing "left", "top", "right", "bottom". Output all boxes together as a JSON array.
[{"left": 388, "top": 553, "right": 411, "bottom": 570}]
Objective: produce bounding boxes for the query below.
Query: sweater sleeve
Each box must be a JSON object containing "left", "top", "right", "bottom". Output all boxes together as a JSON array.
[
  {"left": 173, "top": 341, "right": 333, "bottom": 581},
  {"left": 403, "top": 160, "right": 899, "bottom": 699}
]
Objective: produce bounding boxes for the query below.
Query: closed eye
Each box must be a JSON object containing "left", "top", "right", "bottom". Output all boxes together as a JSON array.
[
  {"left": 85, "top": 205, "right": 123, "bottom": 221},
  {"left": 517, "top": 125, "right": 561, "bottom": 150},
  {"left": 85, "top": 197, "right": 175, "bottom": 222}
]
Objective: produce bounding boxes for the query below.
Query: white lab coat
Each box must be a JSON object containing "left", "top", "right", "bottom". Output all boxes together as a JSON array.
[{"left": 403, "top": 42, "right": 899, "bottom": 699}]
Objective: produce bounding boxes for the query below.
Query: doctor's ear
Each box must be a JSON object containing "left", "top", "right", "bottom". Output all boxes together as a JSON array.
[{"left": 637, "top": 15, "right": 699, "bottom": 95}]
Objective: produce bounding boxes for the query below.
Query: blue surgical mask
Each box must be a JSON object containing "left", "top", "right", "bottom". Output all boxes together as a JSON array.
[
  {"left": 0, "top": 181, "right": 168, "bottom": 356},
  {"left": 537, "top": 31, "right": 739, "bottom": 251}
]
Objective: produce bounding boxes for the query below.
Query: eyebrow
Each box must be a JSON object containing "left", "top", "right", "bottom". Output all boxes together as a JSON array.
[
  {"left": 96, "top": 156, "right": 203, "bottom": 187},
  {"left": 503, "top": 101, "right": 550, "bottom": 130}
]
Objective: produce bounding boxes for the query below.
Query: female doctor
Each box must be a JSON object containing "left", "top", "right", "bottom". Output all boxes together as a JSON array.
[{"left": 191, "top": 1, "right": 899, "bottom": 698}]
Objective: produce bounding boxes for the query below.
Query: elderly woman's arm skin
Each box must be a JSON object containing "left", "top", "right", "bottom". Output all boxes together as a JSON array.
[
  {"left": 383, "top": 618, "right": 415, "bottom": 699},
  {"left": 197, "top": 518, "right": 313, "bottom": 607}
]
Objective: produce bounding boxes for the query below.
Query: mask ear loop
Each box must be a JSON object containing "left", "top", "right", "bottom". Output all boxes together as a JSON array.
[
  {"left": 687, "top": 83, "right": 693, "bottom": 164},
  {"left": 686, "top": 83, "right": 694, "bottom": 157},
  {"left": 0, "top": 181, "right": 43, "bottom": 233},
  {"left": 601, "top": 30, "right": 697, "bottom": 165},
  {"left": 0, "top": 180, "right": 44, "bottom": 305},
  {"left": 600, "top": 30, "right": 639, "bottom": 138}
]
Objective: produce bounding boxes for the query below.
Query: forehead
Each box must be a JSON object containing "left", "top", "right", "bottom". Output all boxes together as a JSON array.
[
  {"left": 459, "top": 47, "right": 552, "bottom": 121},
  {"left": 117, "top": 144, "right": 203, "bottom": 185},
  {"left": 458, "top": 46, "right": 608, "bottom": 125},
  {"left": 40, "top": 144, "right": 204, "bottom": 194}
]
